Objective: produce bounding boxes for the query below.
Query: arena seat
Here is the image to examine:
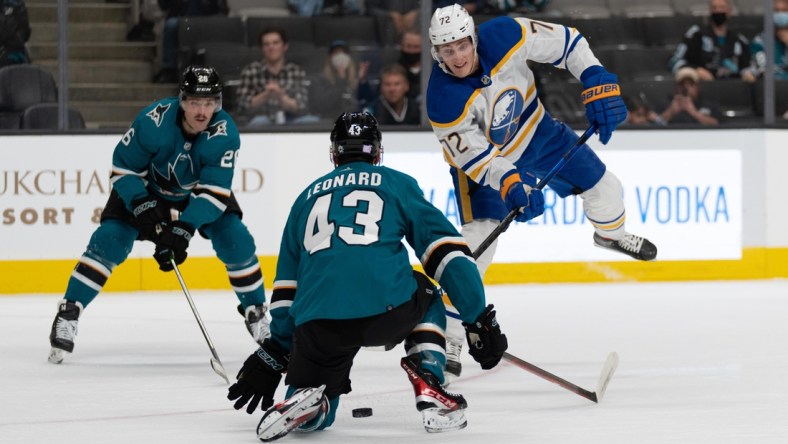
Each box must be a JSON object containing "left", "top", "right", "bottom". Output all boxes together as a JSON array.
[
  {"left": 21, "top": 103, "right": 86, "bottom": 130},
  {"left": 0, "top": 65, "right": 58, "bottom": 130}
]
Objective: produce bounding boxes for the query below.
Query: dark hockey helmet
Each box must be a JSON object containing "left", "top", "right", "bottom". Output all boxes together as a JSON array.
[
  {"left": 179, "top": 65, "right": 222, "bottom": 110},
  {"left": 330, "top": 112, "right": 382, "bottom": 166}
]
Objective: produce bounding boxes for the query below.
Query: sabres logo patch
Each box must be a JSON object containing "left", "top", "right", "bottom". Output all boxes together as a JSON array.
[{"left": 488, "top": 88, "right": 525, "bottom": 146}]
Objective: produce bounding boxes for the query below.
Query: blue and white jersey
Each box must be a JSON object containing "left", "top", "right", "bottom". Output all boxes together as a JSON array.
[
  {"left": 110, "top": 97, "right": 241, "bottom": 229},
  {"left": 427, "top": 16, "right": 600, "bottom": 191}
]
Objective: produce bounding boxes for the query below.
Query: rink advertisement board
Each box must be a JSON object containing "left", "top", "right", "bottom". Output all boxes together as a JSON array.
[
  {"left": 385, "top": 149, "right": 742, "bottom": 262},
  {"left": 0, "top": 132, "right": 742, "bottom": 263}
]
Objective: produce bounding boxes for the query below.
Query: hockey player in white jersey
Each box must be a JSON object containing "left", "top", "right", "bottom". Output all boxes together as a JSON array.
[{"left": 426, "top": 4, "right": 657, "bottom": 383}]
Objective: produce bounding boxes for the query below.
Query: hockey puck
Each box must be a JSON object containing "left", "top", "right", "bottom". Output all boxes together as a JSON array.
[{"left": 352, "top": 407, "right": 373, "bottom": 418}]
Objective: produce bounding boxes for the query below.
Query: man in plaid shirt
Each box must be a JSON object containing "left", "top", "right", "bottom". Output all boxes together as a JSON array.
[{"left": 236, "top": 26, "right": 319, "bottom": 127}]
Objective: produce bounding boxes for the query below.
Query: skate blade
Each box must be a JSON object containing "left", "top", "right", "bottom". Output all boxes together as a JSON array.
[
  {"left": 48, "top": 348, "right": 66, "bottom": 364},
  {"left": 422, "top": 408, "right": 467, "bottom": 433},
  {"left": 257, "top": 385, "right": 326, "bottom": 442}
]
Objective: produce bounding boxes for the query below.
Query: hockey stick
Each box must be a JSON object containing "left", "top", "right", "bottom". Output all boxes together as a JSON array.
[
  {"left": 171, "top": 258, "right": 231, "bottom": 385},
  {"left": 472, "top": 123, "right": 598, "bottom": 260},
  {"left": 503, "top": 351, "right": 619, "bottom": 403}
]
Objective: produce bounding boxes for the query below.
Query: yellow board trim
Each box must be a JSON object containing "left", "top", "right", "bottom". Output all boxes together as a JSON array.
[{"left": 2, "top": 248, "right": 787, "bottom": 294}]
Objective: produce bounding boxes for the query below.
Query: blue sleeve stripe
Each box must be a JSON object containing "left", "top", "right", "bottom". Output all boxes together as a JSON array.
[
  {"left": 461, "top": 144, "right": 494, "bottom": 171},
  {"left": 552, "top": 26, "right": 571, "bottom": 66},
  {"left": 565, "top": 34, "right": 584, "bottom": 68}
]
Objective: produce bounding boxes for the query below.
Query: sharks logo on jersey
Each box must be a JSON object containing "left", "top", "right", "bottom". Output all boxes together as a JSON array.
[
  {"left": 488, "top": 88, "right": 525, "bottom": 146},
  {"left": 146, "top": 103, "right": 171, "bottom": 128},
  {"left": 151, "top": 154, "right": 198, "bottom": 196},
  {"left": 204, "top": 120, "right": 228, "bottom": 140}
]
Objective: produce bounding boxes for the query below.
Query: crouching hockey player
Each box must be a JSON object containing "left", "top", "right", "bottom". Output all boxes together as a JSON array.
[
  {"left": 48, "top": 65, "right": 269, "bottom": 364},
  {"left": 226, "top": 112, "right": 508, "bottom": 441}
]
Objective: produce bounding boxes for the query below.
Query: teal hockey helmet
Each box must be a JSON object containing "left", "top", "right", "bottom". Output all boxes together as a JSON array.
[{"left": 330, "top": 112, "right": 382, "bottom": 166}]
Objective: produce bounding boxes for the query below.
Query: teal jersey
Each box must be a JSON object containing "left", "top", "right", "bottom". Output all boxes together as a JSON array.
[
  {"left": 269, "top": 161, "right": 487, "bottom": 351},
  {"left": 110, "top": 97, "right": 241, "bottom": 229}
]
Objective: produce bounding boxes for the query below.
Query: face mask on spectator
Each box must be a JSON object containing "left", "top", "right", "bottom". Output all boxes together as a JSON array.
[
  {"left": 401, "top": 52, "right": 421, "bottom": 65},
  {"left": 710, "top": 12, "right": 728, "bottom": 26},
  {"left": 331, "top": 52, "right": 351, "bottom": 70},
  {"left": 775, "top": 12, "right": 788, "bottom": 28}
]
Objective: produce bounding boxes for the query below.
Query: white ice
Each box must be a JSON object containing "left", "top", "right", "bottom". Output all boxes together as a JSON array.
[{"left": 2, "top": 280, "right": 787, "bottom": 443}]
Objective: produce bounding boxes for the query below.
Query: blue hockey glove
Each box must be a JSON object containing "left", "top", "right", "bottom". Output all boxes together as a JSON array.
[
  {"left": 501, "top": 170, "right": 544, "bottom": 223},
  {"left": 463, "top": 304, "right": 508, "bottom": 370},
  {"left": 153, "top": 221, "right": 194, "bottom": 271},
  {"left": 580, "top": 66, "right": 627, "bottom": 144},
  {"left": 131, "top": 195, "right": 169, "bottom": 240},
  {"left": 228, "top": 339, "right": 289, "bottom": 414}
]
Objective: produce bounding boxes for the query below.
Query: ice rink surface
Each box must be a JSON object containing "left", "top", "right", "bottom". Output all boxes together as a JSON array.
[{"left": 1, "top": 280, "right": 787, "bottom": 443}]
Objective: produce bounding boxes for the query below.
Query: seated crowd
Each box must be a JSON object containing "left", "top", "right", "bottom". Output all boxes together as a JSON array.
[{"left": 1, "top": 0, "right": 787, "bottom": 130}]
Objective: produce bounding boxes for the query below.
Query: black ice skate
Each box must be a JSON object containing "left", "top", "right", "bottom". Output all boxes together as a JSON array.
[
  {"left": 401, "top": 356, "right": 467, "bottom": 433},
  {"left": 593, "top": 232, "right": 657, "bottom": 261},
  {"left": 444, "top": 339, "right": 463, "bottom": 386},
  {"left": 48, "top": 299, "right": 83, "bottom": 364},
  {"left": 238, "top": 304, "right": 270, "bottom": 346},
  {"left": 256, "top": 385, "right": 329, "bottom": 442}
]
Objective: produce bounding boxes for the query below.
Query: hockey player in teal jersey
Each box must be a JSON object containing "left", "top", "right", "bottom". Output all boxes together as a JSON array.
[
  {"left": 48, "top": 65, "right": 269, "bottom": 364},
  {"left": 227, "top": 112, "right": 508, "bottom": 440},
  {"left": 426, "top": 4, "right": 659, "bottom": 383}
]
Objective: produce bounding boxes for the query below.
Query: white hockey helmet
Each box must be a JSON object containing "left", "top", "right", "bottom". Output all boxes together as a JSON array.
[{"left": 429, "top": 4, "right": 477, "bottom": 74}]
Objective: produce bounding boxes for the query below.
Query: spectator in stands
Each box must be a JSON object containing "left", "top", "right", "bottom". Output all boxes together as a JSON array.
[
  {"left": 659, "top": 67, "right": 722, "bottom": 126},
  {"left": 365, "top": 64, "right": 420, "bottom": 124},
  {"left": 669, "top": 0, "right": 756, "bottom": 83},
  {"left": 310, "top": 40, "right": 361, "bottom": 119},
  {"left": 366, "top": 1, "right": 420, "bottom": 37},
  {"left": 623, "top": 94, "right": 665, "bottom": 127},
  {"left": 750, "top": 0, "right": 788, "bottom": 81},
  {"left": 0, "top": 0, "right": 31, "bottom": 68},
  {"left": 236, "top": 27, "right": 318, "bottom": 127},
  {"left": 397, "top": 29, "right": 423, "bottom": 104},
  {"left": 356, "top": 30, "right": 423, "bottom": 113},
  {"left": 153, "top": 0, "right": 228, "bottom": 83}
]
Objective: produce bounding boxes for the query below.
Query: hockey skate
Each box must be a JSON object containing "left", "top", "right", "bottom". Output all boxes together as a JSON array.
[
  {"left": 48, "top": 299, "right": 83, "bottom": 364},
  {"left": 238, "top": 304, "right": 270, "bottom": 346},
  {"left": 444, "top": 339, "right": 463, "bottom": 386},
  {"left": 593, "top": 232, "right": 657, "bottom": 261},
  {"left": 256, "top": 385, "right": 329, "bottom": 442},
  {"left": 401, "top": 356, "right": 467, "bottom": 433}
]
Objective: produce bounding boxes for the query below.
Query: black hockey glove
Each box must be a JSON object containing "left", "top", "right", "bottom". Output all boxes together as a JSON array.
[
  {"left": 131, "top": 195, "right": 169, "bottom": 240},
  {"left": 463, "top": 304, "right": 508, "bottom": 370},
  {"left": 153, "top": 221, "right": 194, "bottom": 271},
  {"left": 228, "top": 339, "right": 289, "bottom": 414}
]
